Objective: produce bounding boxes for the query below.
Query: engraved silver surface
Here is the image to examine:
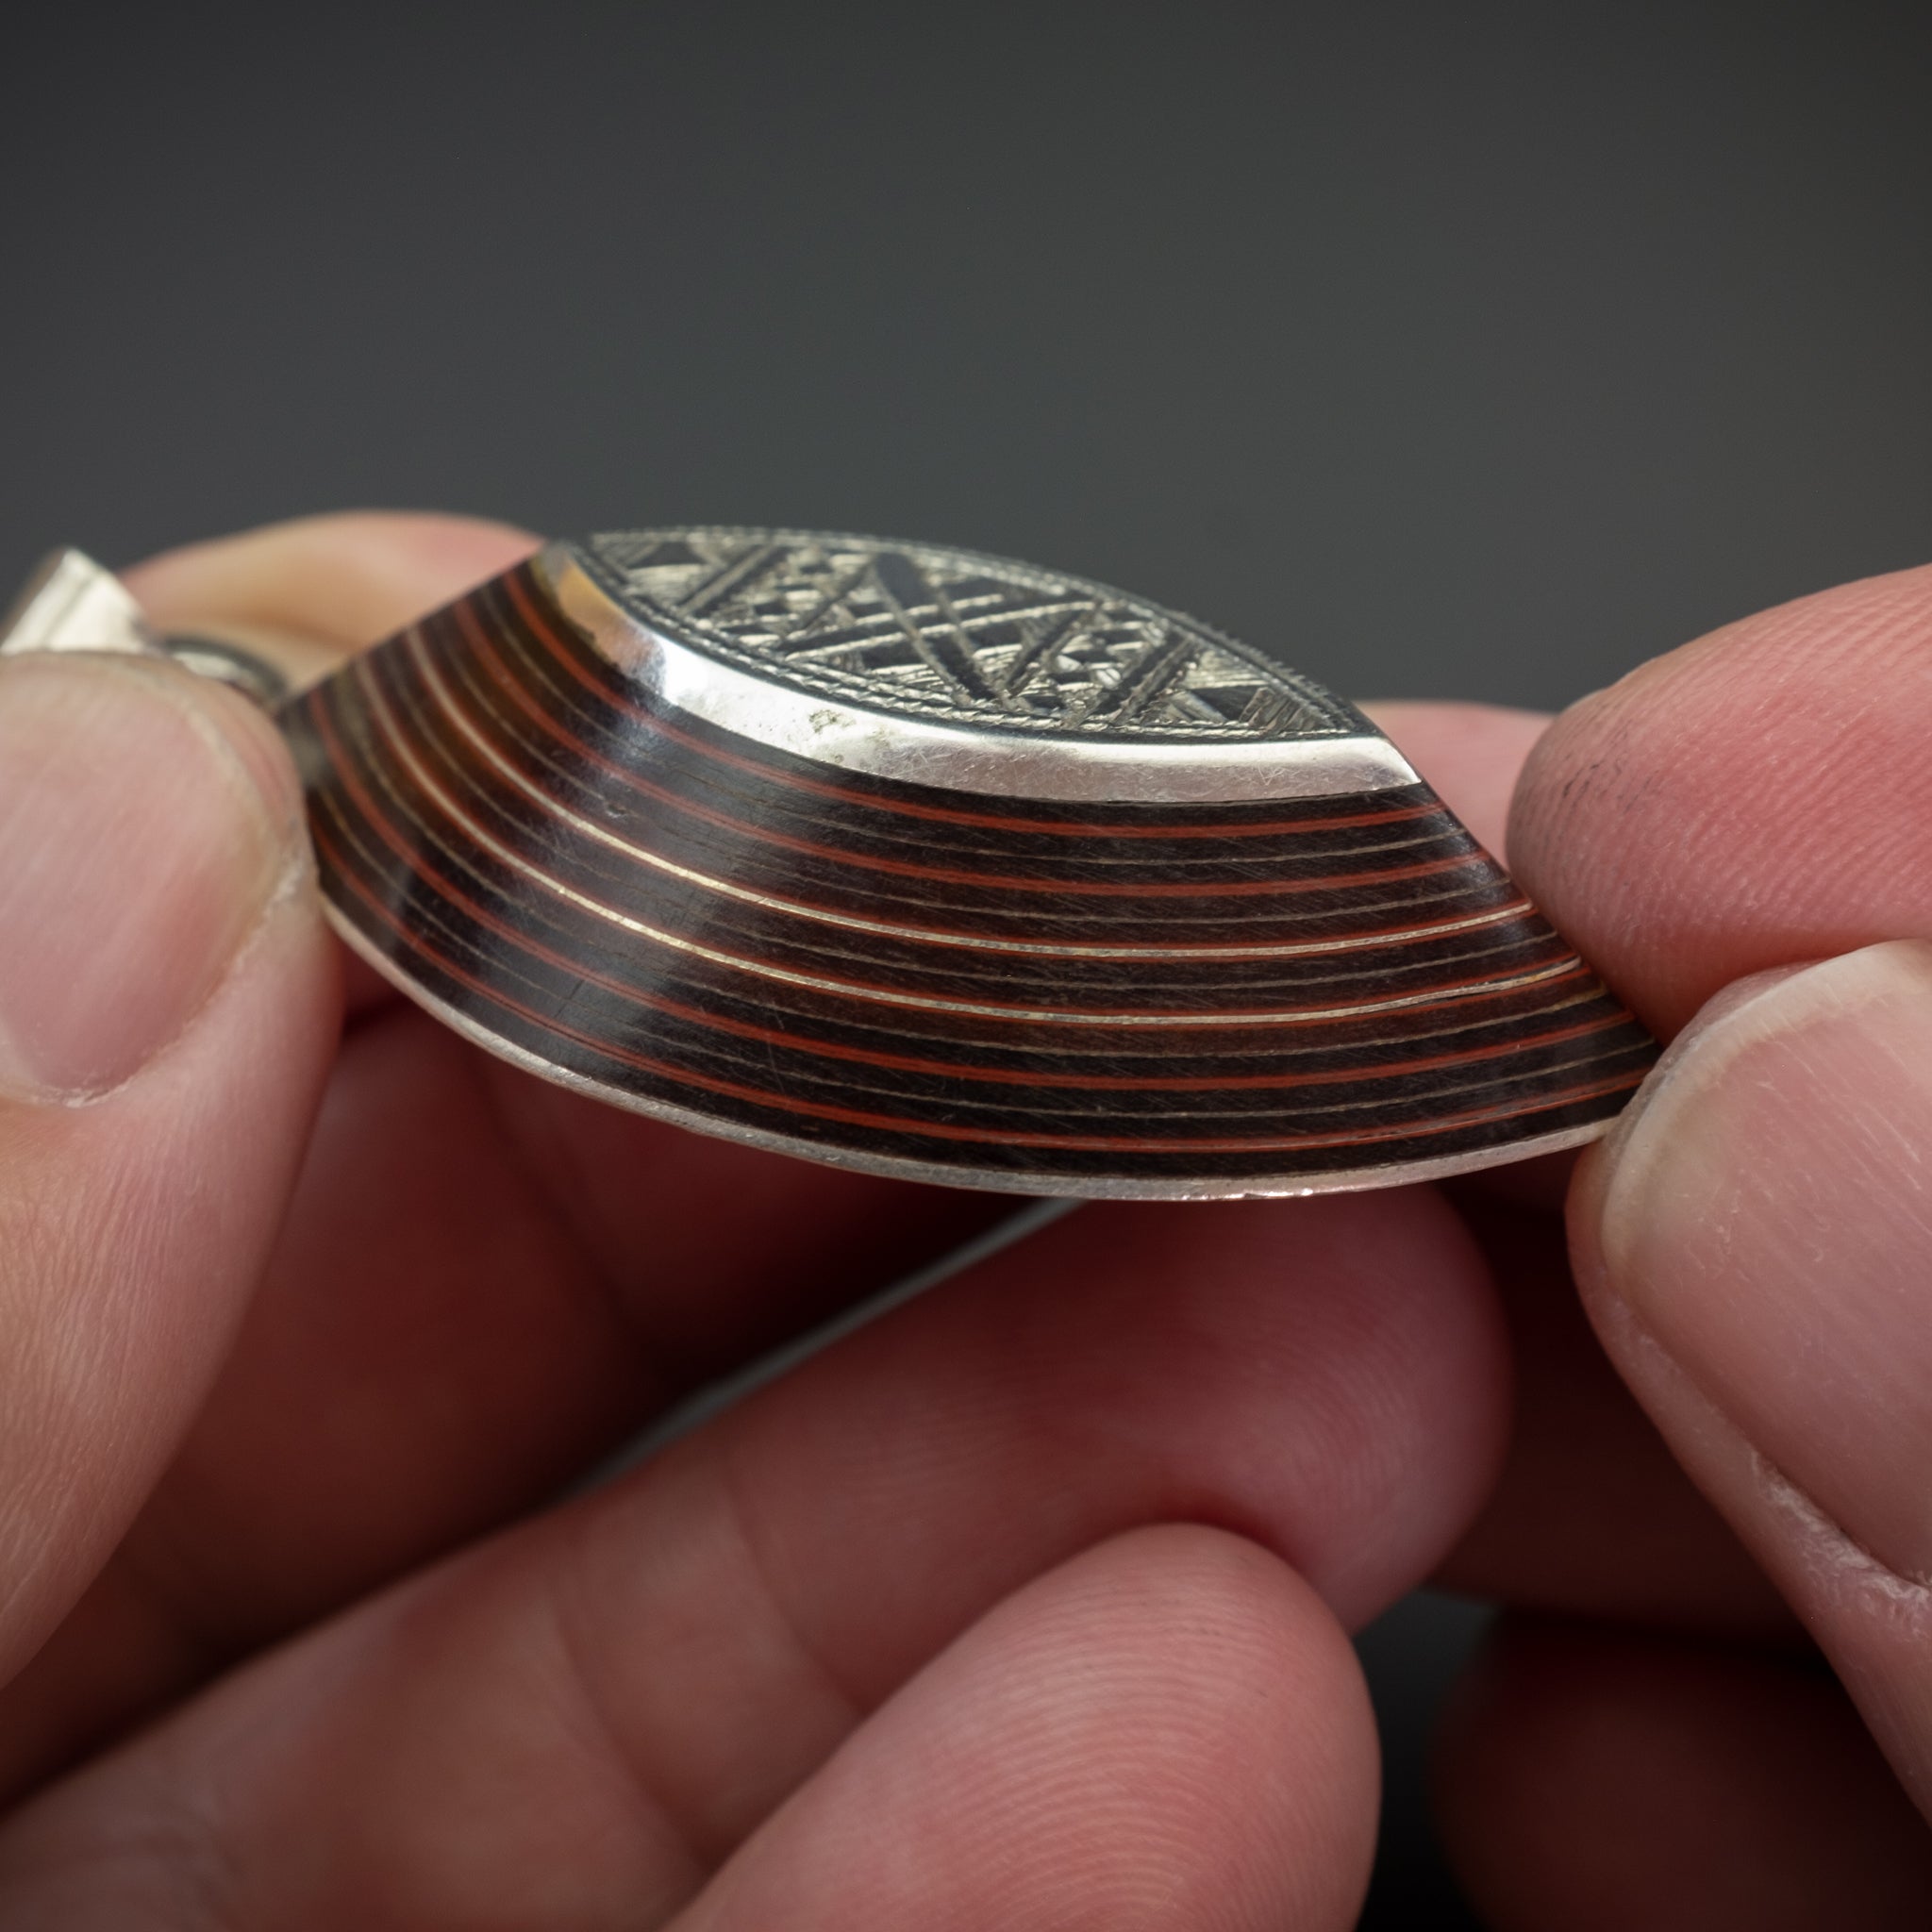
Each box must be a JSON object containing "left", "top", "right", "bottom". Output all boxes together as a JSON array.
[
  {"left": 579, "top": 527, "right": 1360, "bottom": 739},
  {"left": 550, "top": 530, "right": 1417, "bottom": 804}
]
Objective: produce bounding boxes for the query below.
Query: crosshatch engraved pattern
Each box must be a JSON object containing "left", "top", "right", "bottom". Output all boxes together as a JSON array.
[
  {"left": 282, "top": 557, "right": 1659, "bottom": 1193},
  {"left": 574, "top": 528, "right": 1366, "bottom": 741}
]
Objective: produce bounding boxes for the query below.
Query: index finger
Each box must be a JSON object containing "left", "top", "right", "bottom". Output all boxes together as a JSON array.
[
  {"left": 1517, "top": 563, "right": 1932, "bottom": 1810},
  {"left": 1507, "top": 561, "right": 1932, "bottom": 1034}
]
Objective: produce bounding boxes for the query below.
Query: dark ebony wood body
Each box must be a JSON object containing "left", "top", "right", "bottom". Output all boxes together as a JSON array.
[{"left": 281, "top": 563, "right": 1657, "bottom": 1192}]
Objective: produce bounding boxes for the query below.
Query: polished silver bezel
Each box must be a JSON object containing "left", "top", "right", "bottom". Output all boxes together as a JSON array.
[{"left": 538, "top": 540, "right": 1418, "bottom": 805}]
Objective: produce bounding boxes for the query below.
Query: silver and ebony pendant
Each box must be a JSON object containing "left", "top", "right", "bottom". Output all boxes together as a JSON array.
[{"left": 3, "top": 529, "right": 1657, "bottom": 1196}]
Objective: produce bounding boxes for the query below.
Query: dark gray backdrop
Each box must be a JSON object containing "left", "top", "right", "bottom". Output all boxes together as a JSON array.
[{"left": 6, "top": 3, "right": 1929, "bottom": 1922}]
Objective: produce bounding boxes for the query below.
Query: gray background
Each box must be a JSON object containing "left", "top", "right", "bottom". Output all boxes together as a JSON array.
[{"left": 6, "top": 2, "right": 1929, "bottom": 1921}]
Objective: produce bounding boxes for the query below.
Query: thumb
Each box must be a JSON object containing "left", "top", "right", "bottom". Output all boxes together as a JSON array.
[
  {"left": 0, "top": 650, "right": 336, "bottom": 1677},
  {"left": 1571, "top": 940, "right": 1932, "bottom": 1814}
]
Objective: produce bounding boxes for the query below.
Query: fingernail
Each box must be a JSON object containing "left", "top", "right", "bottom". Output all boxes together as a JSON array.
[
  {"left": 1596, "top": 941, "right": 1932, "bottom": 1580},
  {"left": 0, "top": 655, "right": 301, "bottom": 1099}
]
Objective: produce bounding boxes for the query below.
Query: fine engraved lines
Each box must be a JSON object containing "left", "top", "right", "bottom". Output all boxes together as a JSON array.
[
  {"left": 508, "top": 564, "right": 1417, "bottom": 831},
  {"left": 541, "top": 552, "right": 1417, "bottom": 807},
  {"left": 443, "top": 603, "right": 1506, "bottom": 940},
  {"left": 410, "top": 625, "right": 1534, "bottom": 962},
  {"left": 350, "top": 653, "right": 1590, "bottom": 1030},
  {"left": 575, "top": 528, "right": 1361, "bottom": 743},
  {"left": 457, "top": 598, "right": 1457, "bottom": 901}
]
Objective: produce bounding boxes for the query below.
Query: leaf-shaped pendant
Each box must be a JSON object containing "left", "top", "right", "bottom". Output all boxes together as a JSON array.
[{"left": 4, "top": 530, "right": 1657, "bottom": 1196}]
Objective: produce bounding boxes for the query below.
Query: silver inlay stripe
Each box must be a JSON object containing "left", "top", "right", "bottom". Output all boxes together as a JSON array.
[
  {"left": 355, "top": 657, "right": 1584, "bottom": 1031},
  {"left": 409, "top": 627, "right": 1529, "bottom": 964}
]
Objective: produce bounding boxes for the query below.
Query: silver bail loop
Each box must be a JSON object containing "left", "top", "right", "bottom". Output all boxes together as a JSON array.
[{"left": 0, "top": 548, "right": 289, "bottom": 707}]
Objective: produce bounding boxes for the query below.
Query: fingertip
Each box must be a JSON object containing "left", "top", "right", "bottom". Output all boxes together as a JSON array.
[
  {"left": 0, "top": 642, "right": 342, "bottom": 1671},
  {"left": 828, "top": 1189, "right": 1514, "bottom": 1633},
  {"left": 1578, "top": 942, "right": 1932, "bottom": 1589},
  {"left": 0, "top": 652, "right": 308, "bottom": 1101},
  {"left": 1507, "top": 560, "right": 1932, "bottom": 1035},
  {"left": 0, "top": 835, "right": 339, "bottom": 1676},
  {"left": 693, "top": 1525, "right": 1380, "bottom": 1932},
  {"left": 1566, "top": 942, "right": 1932, "bottom": 1809}
]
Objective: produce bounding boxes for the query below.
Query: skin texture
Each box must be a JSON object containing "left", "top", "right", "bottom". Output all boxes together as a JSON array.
[{"left": 0, "top": 513, "right": 1925, "bottom": 1923}]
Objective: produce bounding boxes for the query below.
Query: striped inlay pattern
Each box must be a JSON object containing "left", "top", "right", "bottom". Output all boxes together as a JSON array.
[{"left": 281, "top": 561, "right": 1657, "bottom": 1192}]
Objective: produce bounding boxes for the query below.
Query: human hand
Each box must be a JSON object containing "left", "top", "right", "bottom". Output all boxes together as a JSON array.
[
  {"left": 0, "top": 514, "right": 1508, "bottom": 1925},
  {"left": 4, "top": 516, "right": 1926, "bottom": 1929},
  {"left": 1393, "top": 560, "right": 1932, "bottom": 1926}
]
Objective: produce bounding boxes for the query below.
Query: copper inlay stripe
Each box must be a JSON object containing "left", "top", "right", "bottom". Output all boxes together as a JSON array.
[
  {"left": 399, "top": 625, "right": 1545, "bottom": 966},
  {"left": 317, "top": 764, "right": 1607, "bottom": 1075},
  {"left": 318, "top": 809, "right": 1645, "bottom": 1154},
  {"left": 312, "top": 734, "right": 1634, "bottom": 1095},
  {"left": 444, "top": 618, "right": 1511, "bottom": 941},
  {"left": 408, "top": 627, "right": 1538, "bottom": 965},
  {"left": 324, "top": 667, "right": 1588, "bottom": 1065},
  {"left": 453, "top": 601, "right": 1479, "bottom": 900},
  {"left": 339, "top": 668, "right": 1592, "bottom": 1031}
]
